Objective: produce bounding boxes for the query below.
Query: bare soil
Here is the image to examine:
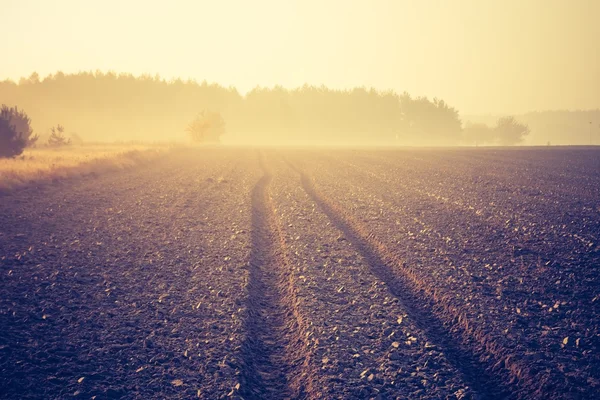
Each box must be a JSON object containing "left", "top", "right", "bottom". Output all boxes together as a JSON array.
[{"left": 1, "top": 147, "right": 598, "bottom": 399}]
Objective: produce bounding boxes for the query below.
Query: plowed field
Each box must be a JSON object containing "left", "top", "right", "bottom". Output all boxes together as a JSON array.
[{"left": 1, "top": 148, "right": 598, "bottom": 399}]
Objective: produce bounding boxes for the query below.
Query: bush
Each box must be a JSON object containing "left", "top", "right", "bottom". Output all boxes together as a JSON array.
[
  {"left": 495, "top": 116, "right": 530, "bottom": 146},
  {"left": 186, "top": 111, "right": 225, "bottom": 143},
  {"left": 47, "top": 124, "right": 71, "bottom": 147},
  {"left": 462, "top": 117, "right": 530, "bottom": 146},
  {"left": 0, "top": 105, "right": 38, "bottom": 158}
]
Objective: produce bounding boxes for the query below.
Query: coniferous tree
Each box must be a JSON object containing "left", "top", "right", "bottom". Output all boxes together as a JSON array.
[
  {"left": 0, "top": 105, "right": 38, "bottom": 158},
  {"left": 47, "top": 124, "right": 71, "bottom": 147}
]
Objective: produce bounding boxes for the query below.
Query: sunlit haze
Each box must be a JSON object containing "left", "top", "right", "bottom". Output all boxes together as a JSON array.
[
  {"left": 1, "top": 2, "right": 600, "bottom": 398},
  {"left": 2, "top": 0, "right": 599, "bottom": 115}
]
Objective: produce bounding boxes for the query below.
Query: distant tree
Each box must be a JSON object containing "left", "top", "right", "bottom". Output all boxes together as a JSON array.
[
  {"left": 28, "top": 72, "right": 40, "bottom": 84},
  {"left": 0, "top": 105, "right": 38, "bottom": 158},
  {"left": 463, "top": 122, "right": 495, "bottom": 146},
  {"left": 432, "top": 97, "right": 463, "bottom": 143},
  {"left": 0, "top": 118, "right": 23, "bottom": 158},
  {"left": 47, "top": 124, "right": 71, "bottom": 146},
  {"left": 495, "top": 116, "right": 530, "bottom": 146},
  {"left": 398, "top": 94, "right": 462, "bottom": 145},
  {"left": 186, "top": 111, "right": 225, "bottom": 143}
]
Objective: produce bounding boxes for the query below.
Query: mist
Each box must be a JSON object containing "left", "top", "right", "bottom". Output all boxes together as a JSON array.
[
  {"left": 2, "top": 2, "right": 599, "bottom": 399},
  {"left": 2, "top": 71, "right": 597, "bottom": 146},
  {"left": 3, "top": 1, "right": 599, "bottom": 146}
]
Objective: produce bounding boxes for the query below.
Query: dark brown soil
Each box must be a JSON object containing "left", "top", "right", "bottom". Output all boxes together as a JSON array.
[{"left": 1, "top": 147, "right": 598, "bottom": 399}]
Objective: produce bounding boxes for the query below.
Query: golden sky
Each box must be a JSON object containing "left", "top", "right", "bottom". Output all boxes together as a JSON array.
[{"left": 2, "top": 0, "right": 598, "bottom": 114}]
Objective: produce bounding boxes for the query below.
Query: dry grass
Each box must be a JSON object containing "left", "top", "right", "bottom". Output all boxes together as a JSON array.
[{"left": 0, "top": 144, "right": 169, "bottom": 190}]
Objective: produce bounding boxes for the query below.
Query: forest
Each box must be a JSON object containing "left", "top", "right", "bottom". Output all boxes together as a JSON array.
[
  {"left": 0, "top": 71, "right": 459, "bottom": 145},
  {"left": 1, "top": 71, "right": 596, "bottom": 146}
]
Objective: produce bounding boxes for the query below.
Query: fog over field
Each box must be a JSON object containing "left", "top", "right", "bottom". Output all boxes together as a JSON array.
[{"left": 1, "top": 2, "right": 599, "bottom": 400}]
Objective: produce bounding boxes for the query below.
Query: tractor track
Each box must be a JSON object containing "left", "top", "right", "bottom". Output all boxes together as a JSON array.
[
  {"left": 238, "top": 152, "right": 318, "bottom": 399},
  {"left": 284, "top": 157, "right": 516, "bottom": 400}
]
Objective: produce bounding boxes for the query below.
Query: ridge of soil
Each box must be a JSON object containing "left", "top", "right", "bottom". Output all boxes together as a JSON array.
[{"left": 285, "top": 158, "right": 512, "bottom": 399}]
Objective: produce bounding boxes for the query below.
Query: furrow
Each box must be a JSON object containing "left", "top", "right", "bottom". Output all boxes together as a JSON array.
[
  {"left": 238, "top": 153, "right": 318, "bottom": 399},
  {"left": 289, "top": 160, "right": 518, "bottom": 400}
]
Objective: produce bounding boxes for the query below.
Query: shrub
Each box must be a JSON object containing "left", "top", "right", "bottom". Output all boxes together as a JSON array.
[
  {"left": 186, "top": 111, "right": 225, "bottom": 143},
  {"left": 0, "top": 105, "right": 38, "bottom": 158},
  {"left": 495, "top": 116, "right": 530, "bottom": 146},
  {"left": 47, "top": 124, "right": 71, "bottom": 147}
]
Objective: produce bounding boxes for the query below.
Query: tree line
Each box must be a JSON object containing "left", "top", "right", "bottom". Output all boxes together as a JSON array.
[{"left": 1, "top": 71, "right": 531, "bottom": 150}]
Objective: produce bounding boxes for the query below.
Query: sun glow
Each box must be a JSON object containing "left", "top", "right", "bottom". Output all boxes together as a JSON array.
[{"left": 2, "top": 0, "right": 598, "bottom": 115}]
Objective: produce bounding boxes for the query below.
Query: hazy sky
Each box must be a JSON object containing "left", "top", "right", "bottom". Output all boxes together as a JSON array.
[{"left": 1, "top": 0, "right": 598, "bottom": 114}]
